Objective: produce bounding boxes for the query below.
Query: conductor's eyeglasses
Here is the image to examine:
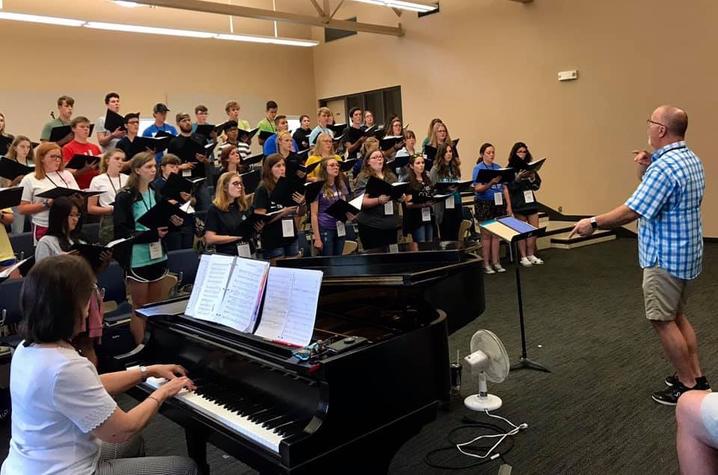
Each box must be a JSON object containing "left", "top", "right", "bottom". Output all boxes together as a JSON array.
[{"left": 646, "top": 119, "right": 667, "bottom": 128}]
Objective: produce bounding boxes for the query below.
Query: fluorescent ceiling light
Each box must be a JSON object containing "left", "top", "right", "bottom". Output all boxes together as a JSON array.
[
  {"left": 0, "top": 11, "right": 317, "bottom": 47},
  {"left": 85, "top": 21, "right": 215, "bottom": 38},
  {"left": 0, "top": 11, "right": 84, "bottom": 27},
  {"left": 353, "top": 0, "right": 438, "bottom": 13},
  {"left": 113, "top": 1, "right": 147, "bottom": 7}
]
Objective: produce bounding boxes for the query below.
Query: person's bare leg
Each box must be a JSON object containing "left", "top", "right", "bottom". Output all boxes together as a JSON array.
[
  {"left": 515, "top": 213, "right": 528, "bottom": 258},
  {"left": 527, "top": 213, "right": 540, "bottom": 256},
  {"left": 491, "top": 235, "right": 501, "bottom": 266},
  {"left": 676, "top": 391, "right": 718, "bottom": 475},
  {"left": 675, "top": 313, "right": 703, "bottom": 378},
  {"left": 652, "top": 320, "right": 698, "bottom": 387},
  {"left": 127, "top": 280, "right": 149, "bottom": 346},
  {"left": 480, "top": 230, "right": 492, "bottom": 268}
]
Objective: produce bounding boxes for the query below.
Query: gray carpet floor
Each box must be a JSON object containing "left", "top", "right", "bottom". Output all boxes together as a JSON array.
[{"left": 7, "top": 238, "right": 718, "bottom": 474}]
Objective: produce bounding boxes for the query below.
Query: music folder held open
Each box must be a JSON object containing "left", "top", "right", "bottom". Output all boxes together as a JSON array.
[{"left": 185, "top": 254, "right": 323, "bottom": 347}]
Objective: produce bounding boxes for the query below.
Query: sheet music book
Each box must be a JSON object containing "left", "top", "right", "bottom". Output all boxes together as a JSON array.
[
  {"left": 185, "top": 254, "right": 323, "bottom": 347},
  {"left": 525, "top": 158, "right": 547, "bottom": 172}
]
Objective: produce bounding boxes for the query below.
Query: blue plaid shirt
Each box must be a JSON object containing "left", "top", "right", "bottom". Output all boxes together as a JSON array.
[{"left": 625, "top": 141, "right": 704, "bottom": 280}]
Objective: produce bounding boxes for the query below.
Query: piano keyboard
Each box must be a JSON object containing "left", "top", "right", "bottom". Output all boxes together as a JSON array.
[{"left": 144, "top": 377, "right": 308, "bottom": 454}]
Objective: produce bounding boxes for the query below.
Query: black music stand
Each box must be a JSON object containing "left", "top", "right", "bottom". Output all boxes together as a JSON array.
[{"left": 480, "top": 217, "right": 550, "bottom": 373}]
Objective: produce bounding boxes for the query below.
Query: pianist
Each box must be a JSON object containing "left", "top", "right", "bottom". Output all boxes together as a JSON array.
[{"left": 1, "top": 255, "right": 198, "bottom": 475}]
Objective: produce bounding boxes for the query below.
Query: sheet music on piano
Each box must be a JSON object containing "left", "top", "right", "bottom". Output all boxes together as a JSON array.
[
  {"left": 185, "top": 254, "right": 322, "bottom": 346},
  {"left": 255, "top": 267, "right": 323, "bottom": 347}
]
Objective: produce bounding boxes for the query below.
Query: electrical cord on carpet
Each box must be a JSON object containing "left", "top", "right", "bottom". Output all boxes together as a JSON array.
[{"left": 424, "top": 410, "right": 527, "bottom": 470}]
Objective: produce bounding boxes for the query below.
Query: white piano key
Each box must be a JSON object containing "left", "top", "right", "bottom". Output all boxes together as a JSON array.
[{"left": 144, "top": 377, "right": 284, "bottom": 453}]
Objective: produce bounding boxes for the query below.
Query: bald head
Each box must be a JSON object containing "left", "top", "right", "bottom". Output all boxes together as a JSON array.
[{"left": 654, "top": 105, "right": 688, "bottom": 138}]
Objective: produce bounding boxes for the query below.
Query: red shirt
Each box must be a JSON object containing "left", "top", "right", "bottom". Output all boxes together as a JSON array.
[{"left": 62, "top": 140, "right": 101, "bottom": 189}]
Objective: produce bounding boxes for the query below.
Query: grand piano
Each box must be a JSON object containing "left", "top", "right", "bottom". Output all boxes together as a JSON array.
[{"left": 120, "top": 244, "right": 485, "bottom": 474}]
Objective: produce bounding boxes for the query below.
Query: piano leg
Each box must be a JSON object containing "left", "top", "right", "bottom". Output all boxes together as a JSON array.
[{"left": 186, "top": 427, "right": 211, "bottom": 475}]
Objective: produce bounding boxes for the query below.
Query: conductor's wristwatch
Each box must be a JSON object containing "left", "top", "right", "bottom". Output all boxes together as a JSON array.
[{"left": 590, "top": 217, "right": 598, "bottom": 229}]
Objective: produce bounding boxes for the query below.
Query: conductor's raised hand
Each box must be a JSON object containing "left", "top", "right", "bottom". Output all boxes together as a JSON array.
[{"left": 568, "top": 218, "right": 594, "bottom": 239}]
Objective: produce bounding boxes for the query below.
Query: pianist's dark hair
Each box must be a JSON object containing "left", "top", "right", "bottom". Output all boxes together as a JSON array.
[{"left": 20, "top": 255, "right": 96, "bottom": 346}]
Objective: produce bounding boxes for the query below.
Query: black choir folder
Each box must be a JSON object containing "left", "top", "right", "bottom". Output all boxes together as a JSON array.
[{"left": 185, "top": 254, "right": 323, "bottom": 348}]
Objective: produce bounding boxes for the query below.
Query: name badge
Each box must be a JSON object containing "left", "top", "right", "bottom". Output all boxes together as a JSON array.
[
  {"left": 182, "top": 168, "right": 192, "bottom": 177},
  {"left": 445, "top": 196, "right": 455, "bottom": 209},
  {"left": 384, "top": 202, "right": 394, "bottom": 215},
  {"left": 237, "top": 242, "right": 251, "bottom": 258},
  {"left": 494, "top": 192, "right": 504, "bottom": 206},
  {"left": 281, "top": 219, "right": 294, "bottom": 238},
  {"left": 421, "top": 207, "right": 431, "bottom": 222},
  {"left": 336, "top": 220, "right": 346, "bottom": 237},
  {"left": 149, "top": 241, "right": 162, "bottom": 260},
  {"left": 523, "top": 190, "right": 535, "bottom": 203}
]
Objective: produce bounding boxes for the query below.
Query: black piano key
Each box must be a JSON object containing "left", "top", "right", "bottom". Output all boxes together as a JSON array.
[{"left": 274, "top": 419, "right": 308, "bottom": 437}]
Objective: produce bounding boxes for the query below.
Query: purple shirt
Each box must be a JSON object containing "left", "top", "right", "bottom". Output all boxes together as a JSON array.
[{"left": 317, "top": 184, "right": 347, "bottom": 230}]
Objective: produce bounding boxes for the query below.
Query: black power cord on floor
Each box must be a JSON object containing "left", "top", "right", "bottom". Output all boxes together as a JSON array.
[{"left": 423, "top": 414, "right": 522, "bottom": 470}]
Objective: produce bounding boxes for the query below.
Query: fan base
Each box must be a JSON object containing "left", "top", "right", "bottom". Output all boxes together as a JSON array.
[{"left": 464, "top": 393, "right": 502, "bottom": 411}]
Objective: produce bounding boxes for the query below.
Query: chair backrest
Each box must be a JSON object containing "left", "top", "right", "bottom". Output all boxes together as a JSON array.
[
  {"left": 0, "top": 278, "right": 24, "bottom": 326},
  {"left": 82, "top": 222, "right": 101, "bottom": 244},
  {"left": 96, "top": 261, "right": 128, "bottom": 304},
  {"left": 166, "top": 249, "right": 200, "bottom": 286},
  {"left": 155, "top": 274, "right": 178, "bottom": 301},
  {"left": 458, "top": 219, "right": 472, "bottom": 242},
  {"left": 10, "top": 232, "right": 34, "bottom": 260},
  {"left": 342, "top": 240, "right": 358, "bottom": 255}
]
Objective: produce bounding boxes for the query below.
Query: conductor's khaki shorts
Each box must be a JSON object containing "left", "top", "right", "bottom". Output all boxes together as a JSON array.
[{"left": 642, "top": 266, "right": 689, "bottom": 321}]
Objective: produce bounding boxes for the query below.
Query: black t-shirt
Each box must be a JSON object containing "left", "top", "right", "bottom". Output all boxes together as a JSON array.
[
  {"left": 205, "top": 203, "right": 254, "bottom": 255},
  {"left": 168, "top": 134, "right": 207, "bottom": 178},
  {"left": 252, "top": 184, "right": 297, "bottom": 250},
  {"left": 404, "top": 179, "right": 434, "bottom": 231},
  {"left": 292, "top": 128, "right": 311, "bottom": 152}
]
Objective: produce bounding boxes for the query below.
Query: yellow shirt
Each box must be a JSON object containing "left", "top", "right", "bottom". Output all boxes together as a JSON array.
[
  {"left": 305, "top": 154, "right": 342, "bottom": 180},
  {"left": 0, "top": 209, "right": 14, "bottom": 263}
]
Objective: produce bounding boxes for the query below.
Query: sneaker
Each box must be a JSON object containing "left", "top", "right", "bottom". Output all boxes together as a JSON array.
[
  {"left": 494, "top": 263, "right": 506, "bottom": 273},
  {"left": 520, "top": 257, "right": 532, "bottom": 267},
  {"left": 527, "top": 255, "right": 544, "bottom": 265},
  {"left": 665, "top": 374, "right": 711, "bottom": 390},
  {"left": 652, "top": 382, "right": 691, "bottom": 406},
  {"left": 484, "top": 266, "right": 496, "bottom": 275}
]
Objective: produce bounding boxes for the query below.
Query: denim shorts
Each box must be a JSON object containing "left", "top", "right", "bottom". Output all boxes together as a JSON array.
[{"left": 262, "top": 241, "right": 299, "bottom": 260}]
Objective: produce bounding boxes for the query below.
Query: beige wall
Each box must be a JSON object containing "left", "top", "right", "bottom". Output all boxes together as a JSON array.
[
  {"left": 312, "top": 0, "right": 718, "bottom": 236},
  {"left": 0, "top": 0, "right": 316, "bottom": 150}
]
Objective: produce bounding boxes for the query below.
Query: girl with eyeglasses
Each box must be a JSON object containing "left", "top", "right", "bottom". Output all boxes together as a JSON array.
[
  {"left": 18, "top": 142, "right": 79, "bottom": 242},
  {"left": 507, "top": 142, "right": 543, "bottom": 266},
  {"left": 205, "top": 171, "right": 262, "bottom": 256},
  {"left": 35, "top": 196, "right": 109, "bottom": 366}
]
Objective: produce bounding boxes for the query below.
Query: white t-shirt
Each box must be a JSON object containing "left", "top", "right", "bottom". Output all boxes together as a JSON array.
[
  {"left": 19, "top": 171, "right": 79, "bottom": 227},
  {"left": 1, "top": 344, "right": 117, "bottom": 475},
  {"left": 89, "top": 173, "right": 128, "bottom": 208},
  {"left": 95, "top": 116, "right": 121, "bottom": 153}
]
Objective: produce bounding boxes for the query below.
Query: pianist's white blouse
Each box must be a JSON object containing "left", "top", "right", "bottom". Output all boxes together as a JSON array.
[{"left": 1, "top": 343, "right": 117, "bottom": 475}]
